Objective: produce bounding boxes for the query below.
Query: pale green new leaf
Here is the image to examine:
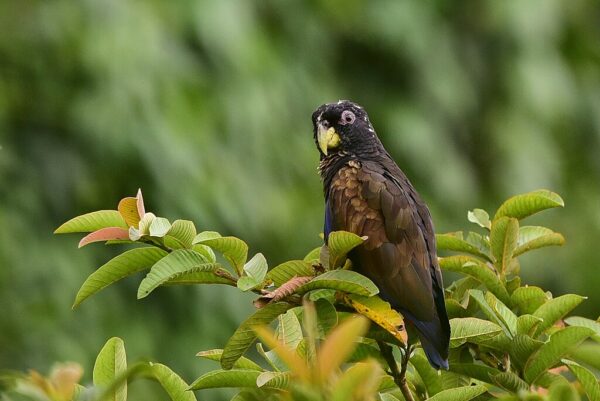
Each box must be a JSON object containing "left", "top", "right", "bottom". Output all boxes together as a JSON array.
[
  {"left": 469, "top": 289, "right": 512, "bottom": 336},
  {"left": 436, "top": 232, "right": 492, "bottom": 261},
  {"left": 55, "top": 210, "right": 128, "bottom": 233},
  {"left": 265, "top": 260, "right": 315, "bottom": 286},
  {"left": 221, "top": 302, "right": 293, "bottom": 370},
  {"left": 148, "top": 363, "right": 197, "bottom": 401},
  {"left": 532, "top": 294, "right": 586, "bottom": 337},
  {"left": 467, "top": 208, "right": 491, "bottom": 229},
  {"left": 524, "top": 326, "right": 594, "bottom": 383},
  {"left": 449, "top": 318, "right": 503, "bottom": 348},
  {"left": 485, "top": 291, "right": 517, "bottom": 336},
  {"left": 330, "top": 360, "right": 383, "bottom": 401},
  {"left": 256, "top": 371, "right": 292, "bottom": 389},
  {"left": 149, "top": 217, "right": 172, "bottom": 238},
  {"left": 327, "top": 231, "right": 366, "bottom": 269},
  {"left": 137, "top": 249, "right": 217, "bottom": 299},
  {"left": 303, "top": 247, "right": 321, "bottom": 262},
  {"left": 93, "top": 337, "right": 127, "bottom": 401},
  {"left": 197, "top": 236, "right": 249, "bottom": 276},
  {"left": 295, "top": 270, "right": 378, "bottom": 297},
  {"left": 276, "top": 309, "right": 303, "bottom": 349},
  {"left": 494, "top": 190, "right": 564, "bottom": 220},
  {"left": 188, "top": 370, "right": 261, "bottom": 390},
  {"left": 74, "top": 247, "right": 167, "bottom": 308},
  {"left": 439, "top": 256, "right": 510, "bottom": 305},
  {"left": 238, "top": 253, "right": 268, "bottom": 291},
  {"left": 490, "top": 216, "right": 519, "bottom": 275},
  {"left": 564, "top": 316, "right": 600, "bottom": 342},
  {"left": 426, "top": 384, "right": 487, "bottom": 401},
  {"left": 196, "top": 349, "right": 263, "bottom": 371},
  {"left": 513, "top": 226, "right": 565, "bottom": 257}
]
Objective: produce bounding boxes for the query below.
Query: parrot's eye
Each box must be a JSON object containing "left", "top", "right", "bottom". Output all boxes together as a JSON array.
[{"left": 340, "top": 110, "right": 355, "bottom": 125}]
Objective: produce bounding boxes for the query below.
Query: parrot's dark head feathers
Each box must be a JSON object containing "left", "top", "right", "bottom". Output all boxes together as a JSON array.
[{"left": 312, "top": 100, "right": 380, "bottom": 158}]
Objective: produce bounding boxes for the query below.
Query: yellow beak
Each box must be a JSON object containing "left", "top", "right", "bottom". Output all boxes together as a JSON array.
[{"left": 317, "top": 125, "right": 339, "bottom": 156}]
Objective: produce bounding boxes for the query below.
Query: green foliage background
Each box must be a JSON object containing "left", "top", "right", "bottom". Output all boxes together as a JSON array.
[{"left": 1, "top": 0, "right": 599, "bottom": 400}]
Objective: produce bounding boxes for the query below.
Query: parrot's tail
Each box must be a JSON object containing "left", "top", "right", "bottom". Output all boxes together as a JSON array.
[{"left": 402, "top": 309, "right": 450, "bottom": 370}]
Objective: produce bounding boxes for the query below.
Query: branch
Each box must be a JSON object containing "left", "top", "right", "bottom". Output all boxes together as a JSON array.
[{"left": 377, "top": 341, "right": 415, "bottom": 401}]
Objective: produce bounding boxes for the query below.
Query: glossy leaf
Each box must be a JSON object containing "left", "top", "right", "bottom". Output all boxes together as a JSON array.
[
  {"left": 467, "top": 208, "right": 491, "bottom": 229},
  {"left": 197, "top": 350, "right": 262, "bottom": 372},
  {"left": 490, "top": 216, "right": 519, "bottom": 275},
  {"left": 514, "top": 226, "right": 565, "bottom": 257},
  {"left": 524, "top": 326, "right": 594, "bottom": 383},
  {"left": 137, "top": 249, "right": 217, "bottom": 299},
  {"left": 198, "top": 236, "right": 248, "bottom": 276},
  {"left": 74, "top": 247, "right": 167, "bottom": 308},
  {"left": 255, "top": 371, "right": 291, "bottom": 389},
  {"left": 55, "top": 210, "right": 127, "bottom": 233},
  {"left": 78, "top": 227, "right": 130, "bottom": 248},
  {"left": 343, "top": 294, "right": 406, "bottom": 345},
  {"left": 167, "top": 220, "right": 197, "bottom": 249},
  {"left": 303, "top": 246, "right": 321, "bottom": 262},
  {"left": 532, "top": 294, "right": 586, "bottom": 337},
  {"left": 296, "top": 270, "right": 378, "bottom": 297},
  {"left": 440, "top": 256, "right": 510, "bottom": 305},
  {"left": 221, "top": 302, "right": 293, "bottom": 370},
  {"left": 188, "top": 370, "right": 261, "bottom": 390},
  {"left": 494, "top": 190, "right": 564, "bottom": 220},
  {"left": 276, "top": 310, "right": 303, "bottom": 349},
  {"left": 564, "top": 316, "right": 600, "bottom": 342},
  {"left": 327, "top": 231, "right": 366, "bottom": 269},
  {"left": 93, "top": 337, "right": 127, "bottom": 401},
  {"left": 427, "top": 384, "right": 487, "bottom": 401},
  {"left": 265, "top": 260, "right": 315, "bottom": 286},
  {"left": 148, "top": 363, "right": 197, "bottom": 401},
  {"left": 449, "top": 317, "right": 503, "bottom": 348}
]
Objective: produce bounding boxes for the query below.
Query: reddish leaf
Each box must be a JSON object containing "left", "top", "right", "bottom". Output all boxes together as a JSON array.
[
  {"left": 79, "top": 227, "right": 130, "bottom": 248},
  {"left": 136, "top": 188, "right": 145, "bottom": 218}
]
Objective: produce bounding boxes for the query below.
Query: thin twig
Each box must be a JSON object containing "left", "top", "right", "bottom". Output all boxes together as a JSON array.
[{"left": 377, "top": 341, "right": 415, "bottom": 401}]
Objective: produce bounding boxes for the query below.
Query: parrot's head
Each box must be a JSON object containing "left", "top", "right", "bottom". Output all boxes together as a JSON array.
[{"left": 312, "top": 100, "right": 380, "bottom": 158}]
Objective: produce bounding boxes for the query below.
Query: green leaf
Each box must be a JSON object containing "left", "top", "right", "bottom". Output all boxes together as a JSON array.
[
  {"left": 188, "top": 370, "right": 261, "bottom": 390},
  {"left": 196, "top": 350, "right": 263, "bottom": 371},
  {"left": 436, "top": 232, "right": 492, "bottom": 261},
  {"left": 427, "top": 384, "right": 487, "bottom": 401},
  {"left": 237, "top": 253, "right": 268, "bottom": 291},
  {"left": 166, "top": 220, "right": 197, "bottom": 248},
  {"left": 449, "top": 318, "right": 503, "bottom": 348},
  {"left": 484, "top": 291, "right": 517, "bottom": 336},
  {"left": 193, "top": 231, "right": 221, "bottom": 243},
  {"left": 327, "top": 231, "right": 366, "bottom": 269},
  {"left": 548, "top": 382, "right": 581, "bottom": 401},
  {"left": 511, "top": 286, "right": 548, "bottom": 315},
  {"left": 148, "top": 363, "right": 197, "bottom": 401},
  {"left": 197, "top": 236, "right": 249, "bottom": 276},
  {"left": 314, "top": 298, "right": 338, "bottom": 337},
  {"left": 411, "top": 349, "right": 443, "bottom": 396},
  {"left": 449, "top": 363, "right": 501, "bottom": 385},
  {"left": 265, "top": 260, "right": 315, "bottom": 286},
  {"left": 532, "top": 294, "right": 586, "bottom": 337},
  {"left": 517, "top": 314, "right": 544, "bottom": 336},
  {"left": 276, "top": 309, "right": 303, "bottom": 349},
  {"left": 296, "top": 270, "right": 378, "bottom": 297},
  {"left": 564, "top": 316, "right": 600, "bottom": 342},
  {"left": 149, "top": 217, "right": 172, "bottom": 238},
  {"left": 569, "top": 342, "right": 600, "bottom": 370},
  {"left": 490, "top": 216, "right": 519, "bottom": 275},
  {"left": 221, "top": 302, "right": 293, "bottom": 370},
  {"left": 440, "top": 256, "right": 510, "bottom": 305},
  {"left": 303, "top": 247, "right": 321, "bottom": 262},
  {"left": 162, "top": 269, "right": 235, "bottom": 286},
  {"left": 330, "top": 360, "right": 383, "bottom": 401},
  {"left": 494, "top": 190, "right": 564, "bottom": 221},
  {"left": 524, "top": 326, "right": 594, "bottom": 383},
  {"left": 513, "top": 226, "right": 565, "bottom": 257},
  {"left": 509, "top": 334, "right": 544, "bottom": 370},
  {"left": 468, "top": 208, "right": 491, "bottom": 230},
  {"left": 255, "top": 371, "right": 292, "bottom": 389},
  {"left": 93, "top": 337, "right": 127, "bottom": 401},
  {"left": 55, "top": 210, "right": 128, "bottom": 233},
  {"left": 469, "top": 289, "right": 513, "bottom": 337},
  {"left": 192, "top": 244, "right": 216, "bottom": 263},
  {"left": 74, "top": 247, "right": 168, "bottom": 308},
  {"left": 563, "top": 360, "right": 600, "bottom": 401},
  {"left": 491, "top": 371, "right": 529, "bottom": 393},
  {"left": 137, "top": 249, "right": 218, "bottom": 299}
]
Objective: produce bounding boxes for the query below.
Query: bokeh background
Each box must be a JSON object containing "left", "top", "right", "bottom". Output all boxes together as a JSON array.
[{"left": 1, "top": 0, "right": 599, "bottom": 399}]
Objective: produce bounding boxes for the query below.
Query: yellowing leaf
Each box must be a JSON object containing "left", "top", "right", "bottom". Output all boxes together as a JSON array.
[
  {"left": 343, "top": 294, "right": 406, "bottom": 346},
  {"left": 118, "top": 196, "right": 141, "bottom": 227}
]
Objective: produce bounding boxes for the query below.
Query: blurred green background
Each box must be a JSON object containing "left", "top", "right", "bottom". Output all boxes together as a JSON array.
[{"left": 1, "top": 0, "right": 599, "bottom": 399}]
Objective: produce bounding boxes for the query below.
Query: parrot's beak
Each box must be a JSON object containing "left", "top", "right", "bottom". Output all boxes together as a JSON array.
[{"left": 317, "top": 124, "right": 340, "bottom": 156}]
